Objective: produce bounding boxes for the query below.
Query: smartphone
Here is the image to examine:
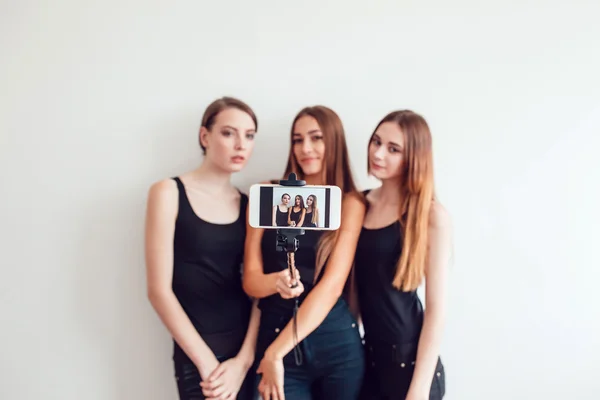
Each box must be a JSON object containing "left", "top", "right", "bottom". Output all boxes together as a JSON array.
[{"left": 248, "top": 183, "right": 342, "bottom": 230}]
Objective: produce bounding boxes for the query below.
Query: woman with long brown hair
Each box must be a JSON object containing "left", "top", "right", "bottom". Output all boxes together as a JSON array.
[
  {"left": 243, "top": 105, "right": 366, "bottom": 399},
  {"left": 355, "top": 110, "right": 453, "bottom": 400},
  {"left": 287, "top": 194, "right": 306, "bottom": 227}
]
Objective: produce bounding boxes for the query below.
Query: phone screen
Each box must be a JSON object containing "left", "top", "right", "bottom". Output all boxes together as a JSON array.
[{"left": 248, "top": 184, "right": 342, "bottom": 230}]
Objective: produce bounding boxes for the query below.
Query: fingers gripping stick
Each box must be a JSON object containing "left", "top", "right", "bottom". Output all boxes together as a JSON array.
[{"left": 276, "top": 229, "right": 304, "bottom": 288}]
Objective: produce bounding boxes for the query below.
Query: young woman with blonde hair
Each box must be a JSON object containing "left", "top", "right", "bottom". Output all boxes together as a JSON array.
[
  {"left": 356, "top": 110, "right": 453, "bottom": 400},
  {"left": 304, "top": 194, "right": 319, "bottom": 228}
]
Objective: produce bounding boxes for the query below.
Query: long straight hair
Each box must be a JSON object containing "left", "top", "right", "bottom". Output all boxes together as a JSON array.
[
  {"left": 368, "top": 110, "right": 435, "bottom": 291},
  {"left": 307, "top": 195, "right": 318, "bottom": 224},
  {"left": 293, "top": 194, "right": 305, "bottom": 209},
  {"left": 283, "top": 106, "right": 359, "bottom": 281}
]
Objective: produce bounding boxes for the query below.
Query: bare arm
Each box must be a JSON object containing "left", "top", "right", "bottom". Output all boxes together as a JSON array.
[
  {"left": 265, "top": 193, "right": 366, "bottom": 359},
  {"left": 272, "top": 206, "right": 277, "bottom": 227},
  {"left": 315, "top": 208, "right": 319, "bottom": 227},
  {"left": 235, "top": 299, "right": 261, "bottom": 368},
  {"left": 287, "top": 208, "right": 292, "bottom": 226},
  {"left": 297, "top": 208, "right": 306, "bottom": 227},
  {"left": 407, "top": 202, "right": 453, "bottom": 397},
  {"left": 242, "top": 206, "right": 279, "bottom": 298},
  {"left": 145, "top": 179, "right": 219, "bottom": 378},
  {"left": 242, "top": 202, "right": 303, "bottom": 300}
]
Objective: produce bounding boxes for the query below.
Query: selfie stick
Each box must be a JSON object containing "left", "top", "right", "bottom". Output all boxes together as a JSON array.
[
  {"left": 275, "top": 172, "right": 305, "bottom": 365},
  {"left": 275, "top": 173, "right": 306, "bottom": 289}
]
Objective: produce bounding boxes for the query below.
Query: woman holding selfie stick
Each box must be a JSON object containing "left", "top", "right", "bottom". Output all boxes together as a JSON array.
[
  {"left": 145, "top": 97, "right": 261, "bottom": 400},
  {"left": 355, "top": 110, "right": 452, "bottom": 400},
  {"left": 243, "top": 105, "right": 366, "bottom": 399},
  {"left": 287, "top": 194, "right": 306, "bottom": 227}
]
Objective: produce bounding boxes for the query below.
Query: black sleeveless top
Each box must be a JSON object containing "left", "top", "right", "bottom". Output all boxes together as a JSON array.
[
  {"left": 304, "top": 209, "right": 316, "bottom": 228},
  {"left": 275, "top": 205, "right": 288, "bottom": 227},
  {"left": 289, "top": 207, "right": 303, "bottom": 226},
  {"left": 259, "top": 229, "right": 324, "bottom": 315},
  {"left": 354, "top": 190, "right": 424, "bottom": 344},
  {"left": 171, "top": 177, "right": 252, "bottom": 360}
]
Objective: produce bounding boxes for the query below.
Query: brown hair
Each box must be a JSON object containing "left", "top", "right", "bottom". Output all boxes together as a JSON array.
[
  {"left": 368, "top": 110, "right": 435, "bottom": 291},
  {"left": 293, "top": 194, "right": 305, "bottom": 209},
  {"left": 307, "top": 194, "right": 318, "bottom": 224},
  {"left": 283, "top": 106, "right": 357, "bottom": 195},
  {"left": 282, "top": 106, "right": 359, "bottom": 282},
  {"left": 199, "top": 96, "right": 258, "bottom": 154}
]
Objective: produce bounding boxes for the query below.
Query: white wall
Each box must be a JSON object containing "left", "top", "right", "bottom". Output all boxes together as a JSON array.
[{"left": 1, "top": 1, "right": 599, "bottom": 399}]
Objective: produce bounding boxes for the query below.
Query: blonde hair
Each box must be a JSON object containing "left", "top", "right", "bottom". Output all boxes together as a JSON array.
[
  {"left": 307, "top": 195, "right": 318, "bottom": 224},
  {"left": 367, "top": 110, "right": 435, "bottom": 291}
]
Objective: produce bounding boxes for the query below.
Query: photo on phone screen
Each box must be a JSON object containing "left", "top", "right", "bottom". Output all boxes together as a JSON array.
[{"left": 248, "top": 184, "right": 342, "bottom": 230}]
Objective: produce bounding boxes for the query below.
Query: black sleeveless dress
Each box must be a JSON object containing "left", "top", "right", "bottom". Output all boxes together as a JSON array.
[
  {"left": 170, "top": 177, "right": 255, "bottom": 400},
  {"left": 355, "top": 190, "right": 445, "bottom": 400},
  {"left": 289, "top": 207, "right": 303, "bottom": 226},
  {"left": 275, "top": 205, "right": 289, "bottom": 226},
  {"left": 303, "top": 209, "right": 317, "bottom": 228}
]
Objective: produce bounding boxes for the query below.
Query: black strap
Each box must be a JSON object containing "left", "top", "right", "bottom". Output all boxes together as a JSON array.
[
  {"left": 171, "top": 177, "right": 189, "bottom": 215},
  {"left": 285, "top": 248, "right": 304, "bottom": 366},
  {"left": 292, "top": 299, "right": 302, "bottom": 365},
  {"left": 172, "top": 176, "right": 184, "bottom": 192},
  {"left": 238, "top": 191, "right": 248, "bottom": 222}
]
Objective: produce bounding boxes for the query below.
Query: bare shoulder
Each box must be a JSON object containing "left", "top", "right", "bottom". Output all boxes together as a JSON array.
[
  {"left": 147, "top": 179, "right": 179, "bottom": 213},
  {"left": 429, "top": 201, "right": 452, "bottom": 230},
  {"left": 342, "top": 191, "right": 367, "bottom": 210},
  {"left": 148, "top": 178, "right": 177, "bottom": 198},
  {"left": 340, "top": 191, "right": 367, "bottom": 229}
]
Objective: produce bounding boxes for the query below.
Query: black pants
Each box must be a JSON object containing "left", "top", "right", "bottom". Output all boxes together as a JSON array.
[
  {"left": 360, "top": 338, "right": 446, "bottom": 400},
  {"left": 173, "top": 355, "right": 257, "bottom": 400},
  {"left": 255, "top": 298, "right": 365, "bottom": 399}
]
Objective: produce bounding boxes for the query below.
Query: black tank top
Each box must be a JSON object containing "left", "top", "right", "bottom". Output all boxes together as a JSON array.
[
  {"left": 275, "top": 205, "right": 288, "bottom": 226},
  {"left": 171, "top": 177, "right": 252, "bottom": 359},
  {"left": 304, "top": 210, "right": 316, "bottom": 227},
  {"left": 259, "top": 229, "right": 324, "bottom": 315},
  {"left": 289, "top": 207, "right": 303, "bottom": 226},
  {"left": 354, "top": 191, "right": 424, "bottom": 344}
]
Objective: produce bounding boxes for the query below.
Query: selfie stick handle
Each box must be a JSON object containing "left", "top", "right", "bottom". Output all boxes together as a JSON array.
[
  {"left": 276, "top": 173, "right": 306, "bottom": 289},
  {"left": 275, "top": 172, "right": 306, "bottom": 366}
]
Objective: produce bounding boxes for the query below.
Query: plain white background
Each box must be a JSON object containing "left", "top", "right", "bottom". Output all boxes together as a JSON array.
[{"left": 1, "top": 1, "right": 599, "bottom": 399}]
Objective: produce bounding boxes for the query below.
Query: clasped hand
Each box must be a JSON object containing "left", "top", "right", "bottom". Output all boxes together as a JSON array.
[{"left": 200, "top": 357, "right": 248, "bottom": 400}]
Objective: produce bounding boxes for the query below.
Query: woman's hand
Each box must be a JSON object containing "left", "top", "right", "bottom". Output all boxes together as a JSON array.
[
  {"left": 257, "top": 351, "right": 285, "bottom": 400},
  {"left": 200, "top": 357, "right": 249, "bottom": 400},
  {"left": 196, "top": 356, "right": 220, "bottom": 383},
  {"left": 275, "top": 268, "right": 304, "bottom": 299}
]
